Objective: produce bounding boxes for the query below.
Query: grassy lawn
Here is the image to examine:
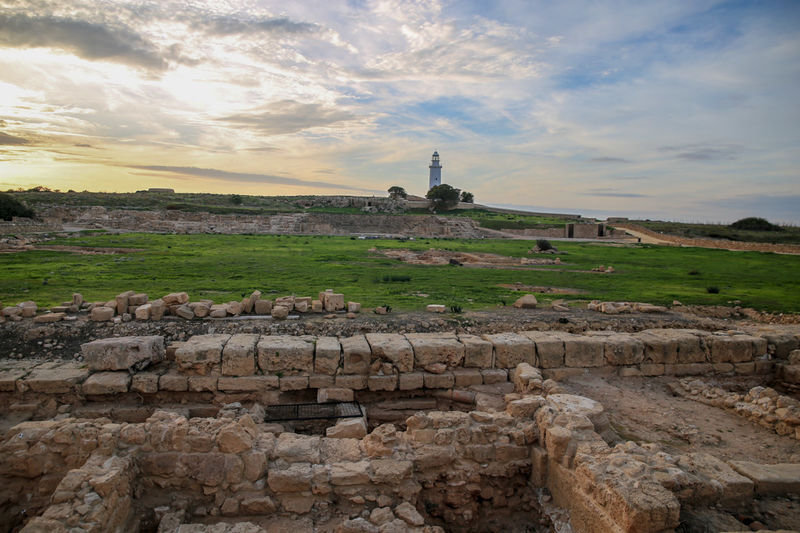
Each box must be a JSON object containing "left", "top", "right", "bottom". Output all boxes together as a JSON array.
[{"left": 0, "top": 234, "right": 798, "bottom": 313}]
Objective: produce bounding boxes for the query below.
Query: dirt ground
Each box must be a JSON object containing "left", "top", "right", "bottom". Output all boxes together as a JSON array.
[{"left": 559, "top": 373, "right": 800, "bottom": 464}]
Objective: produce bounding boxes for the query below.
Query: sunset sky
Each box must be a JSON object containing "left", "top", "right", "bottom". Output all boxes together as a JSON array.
[{"left": 0, "top": 0, "right": 798, "bottom": 222}]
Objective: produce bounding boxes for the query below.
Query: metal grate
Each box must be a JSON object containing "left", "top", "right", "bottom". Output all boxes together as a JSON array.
[{"left": 264, "top": 401, "right": 363, "bottom": 422}]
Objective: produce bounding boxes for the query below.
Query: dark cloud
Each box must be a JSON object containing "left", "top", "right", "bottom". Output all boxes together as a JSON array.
[
  {"left": 585, "top": 188, "right": 649, "bottom": 198},
  {"left": 218, "top": 101, "right": 357, "bottom": 135},
  {"left": 590, "top": 156, "right": 630, "bottom": 163},
  {"left": 0, "top": 131, "right": 29, "bottom": 145},
  {"left": 198, "top": 16, "right": 318, "bottom": 37},
  {"left": 127, "top": 165, "right": 378, "bottom": 193},
  {"left": 0, "top": 13, "right": 168, "bottom": 70},
  {"left": 659, "top": 143, "right": 742, "bottom": 161}
]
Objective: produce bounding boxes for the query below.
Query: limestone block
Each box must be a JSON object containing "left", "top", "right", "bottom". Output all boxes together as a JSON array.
[
  {"left": 19, "top": 301, "right": 37, "bottom": 318},
  {"left": 335, "top": 374, "right": 368, "bottom": 390},
  {"left": 341, "top": 335, "right": 372, "bottom": 374},
  {"left": 315, "top": 336, "right": 341, "bottom": 375},
  {"left": 82, "top": 372, "right": 130, "bottom": 394},
  {"left": 318, "top": 388, "right": 354, "bottom": 403},
  {"left": 222, "top": 333, "right": 258, "bottom": 376},
  {"left": 398, "top": 372, "right": 424, "bottom": 390},
  {"left": 0, "top": 369, "right": 26, "bottom": 392},
  {"left": 708, "top": 334, "right": 755, "bottom": 363},
  {"left": 521, "top": 331, "right": 565, "bottom": 368},
  {"left": 187, "top": 375, "right": 218, "bottom": 392},
  {"left": 330, "top": 460, "right": 370, "bottom": 485},
  {"left": 311, "top": 300, "right": 323, "bottom": 312},
  {"left": 128, "top": 293, "right": 147, "bottom": 306},
  {"left": 513, "top": 294, "right": 538, "bottom": 308},
  {"left": 188, "top": 301, "right": 210, "bottom": 318},
  {"left": 347, "top": 302, "right": 361, "bottom": 313},
  {"left": 254, "top": 299, "right": 272, "bottom": 315},
  {"left": 459, "top": 334, "right": 493, "bottom": 368},
  {"left": 134, "top": 303, "right": 151, "bottom": 320},
  {"left": 33, "top": 312, "right": 65, "bottom": 323},
  {"left": 150, "top": 299, "right": 166, "bottom": 321},
  {"left": 426, "top": 304, "right": 446, "bottom": 313},
  {"left": 217, "top": 375, "right": 278, "bottom": 391},
  {"left": 275, "top": 433, "right": 320, "bottom": 463},
  {"left": 258, "top": 335, "right": 314, "bottom": 374},
  {"left": 323, "top": 293, "right": 345, "bottom": 312},
  {"left": 225, "top": 301, "right": 242, "bottom": 316},
  {"left": 309, "top": 374, "right": 334, "bottom": 388},
  {"left": 159, "top": 372, "right": 188, "bottom": 391},
  {"left": 209, "top": 304, "right": 227, "bottom": 318},
  {"left": 280, "top": 375, "right": 309, "bottom": 391},
  {"left": 394, "top": 502, "right": 424, "bottom": 526},
  {"left": 665, "top": 363, "right": 711, "bottom": 376},
  {"left": 406, "top": 332, "right": 465, "bottom": 368},
  {"left": 271, "top": 305, "right": 289, "bottom": 319},
  {"left": 423, "top": 372, "right": 454, "bottom": 389},
  {"left": 640, "top": 363, "right": 665, "bottom": 376},
  {"left": 513, "top": 362, "right": 543, "bottom": 393},
  {"left": 175, "top": 334, "right": 230, "bottom": 375},
  {"left": 559, "top": 333, "right": 605, "bottom": 368},
  {"left": 244, "top": 290, "right": 261, "bottom": 313},
  {"left": 368, "top": 375, "right": 397, "bottom": 391},
  {"left": 327, "top": 418, "right": 367, "bottom": 438},
  {"left": 294, "top": 300, "right": 309, "bottom": 313},
  {"left": 131, "top": 373, "right": 159, "bottom": 394},
  {"left": 453, "top": 368, "right": 482, "bottom": 387},
  {"left": 82, "top": 335, "right": 165, "bottom": 371},
  {"left": 268, "top": 463, "right": 313, "bottom": 492},
  {"left": 366, "top": 333, "right": 414, "bottom": 372},
  {"left": 90, "top": 306, "right": 115, "bottom": 321},
  {"left": 481, "top": 369, "right": 508, "bottom": 384},
  {"left": 162, "top": 292, "right": 189, "bottom": 306},
  {"left": 483, "top": 332, "right": 536, "bottom": 369},
  {"left": 729, "top": 461, "right": 800, "bottom": 495},
  {"left": 507, "top": 396, "right": 545, "bottom": 418},
  {"left": 25, "top": 363, "right": 89, "bottom": 393},
  {"left": 763, "top": 333, "right": 799, "bottom": 358},
  {"left": 678, "top": 453, "right": 753, "bottom": 504},
  {"left": 174, "top": 304, "right": 194, "bottom": 319},
  {"left": 597, "top": 333, "right": 644, "bottom": 366},
  {"left": 115, "top": 290, "right": 134, "bottom": 315},
  {"left": 546, "top": 393, "right": 608, "bottom": 433},
  {"left": 1, "top": 306, "right": 21, "bottom": 317}
]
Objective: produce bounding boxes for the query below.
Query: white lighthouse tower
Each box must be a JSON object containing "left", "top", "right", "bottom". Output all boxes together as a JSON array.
[{"left": 428, "top": 151, "right": 442, "bottom": 190}]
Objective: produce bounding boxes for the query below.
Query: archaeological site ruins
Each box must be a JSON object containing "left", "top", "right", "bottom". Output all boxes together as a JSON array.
[{"left": 1, "top": 284, "right": 799, "bottom": 533}]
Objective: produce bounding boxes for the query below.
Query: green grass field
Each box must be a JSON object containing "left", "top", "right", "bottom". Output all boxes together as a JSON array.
[{"left": 1, "top": 233, "right": 798, "bottom": 313}]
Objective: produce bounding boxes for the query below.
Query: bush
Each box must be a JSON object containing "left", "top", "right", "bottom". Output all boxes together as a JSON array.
[
  {"left": 730, "top": 217, "right": 783, "bottom": 231},
  {"left": 460, "top": 191, "right": 474, "bottom": 203},
  {"left": 426, "top": 184, "right": 460, "bottom": 210},
  {"left": 230, "top": 194, "right": 243, "bottom": 205},
  {"left": 0, "top": 193, "right": 34, "bottom": 220},
  {"left": 536, "top": 238, "right": 553, "bottom": 251},
  {"left": 380, "top": 274, "right": 411, "bottom": 283},
  {"left": 688, "top": 269, "right": 700, "bottom": 275},
  {"left": 450, "top": 304, "right": 463, "bottom": 313},
  {"left": 707, "top": 286, "right": 720, "bottom": 294}
]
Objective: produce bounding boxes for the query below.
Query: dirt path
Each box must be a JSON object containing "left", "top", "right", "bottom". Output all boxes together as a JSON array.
[
  {"left": 615, "top": 223, "right": 800, "bottom": 254},
  {"left": 559, "top": 373, "right": 800, "bottom": 464}
]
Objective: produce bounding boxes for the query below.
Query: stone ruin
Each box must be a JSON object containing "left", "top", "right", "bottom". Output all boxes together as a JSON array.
[{"left": 2, "top": 324, "right": 800, "bottom": 532}]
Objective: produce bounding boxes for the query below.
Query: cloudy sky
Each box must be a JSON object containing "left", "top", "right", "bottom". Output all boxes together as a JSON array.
[{"left": 0, "top": 0, "right": 798, "bottom": 223}]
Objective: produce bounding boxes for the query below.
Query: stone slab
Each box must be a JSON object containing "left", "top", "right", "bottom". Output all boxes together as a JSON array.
[
  {"left": 340, "top": 335, "right": 371, "bottom": 374},
  {"left": 82, "top": 372, "right": 131, "bottom": 395},
  {"left": 729, "top": 461, "right": 800, "bottom": 495},
  {"left": 365, "top": 334, "right": 414, "bottom": 372},
  {"left": 315, "top": 336, "right": 341, "bottom": 375},
  {"left": 81, "top": 335, "right": 165, "bottom": 371},
  {"left": 405, "top": 333, "right": 465, "bottom": 368},
  {"left": 221, "top": 334, "right": 258, "bottom": 376},
  {"left": 483, "top": 332, "right": 536, "bottom": 369},
  {"left": 258, "top": 336, "right": 315, "bottom": 375},
  {"left": 26, "top": 363, "right": 89, "bottom": 393},
  {"left": 459, "top": 334, "right": 493, "bottom": 368},
  {"left": 521, "top": 331, "right": 565, "bottom": 369},
  {"left": 217, "top": 375, "right": 279, "bottom": 392},
  {"left": 175, "top": 334, "right": 230, "bottom": 375}
]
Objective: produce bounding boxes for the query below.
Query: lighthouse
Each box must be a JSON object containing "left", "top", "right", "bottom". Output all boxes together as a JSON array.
[{"left": 428, "top": 151, "right": 442, "bottom": 190}]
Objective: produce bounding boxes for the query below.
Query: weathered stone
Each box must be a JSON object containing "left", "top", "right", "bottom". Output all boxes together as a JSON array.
[
  {"left": 318, "top": 388, "right": 354, "bottom": 403},
  {"left": 174, "top": 334, "right": 229, "bottom": 375},
  {"left": 275, "top": 433, "right": 320, "bottom": 463},
  {"left": 116, "top": 290, "right": 134, "bottom": 315},
  {"left": 0, "top": 369, "right": 27, "bottom": 392},
  {"left": 222, "top": 333, "right": 258, "bottom": 376},
  {"left": 240, "top": 496, "right": 275, "bottom": 514},
  {"left": 188, "top": 301, "right": 210, "bottom": 318},
  {"left": 677, "top": 453, "right": 753, "bottom": 504},
  {"left": 507, "top": 396, "right": 545, "bottom": 418},
  {"left": 271, "top": 305, "right": 290, "bottom": 319},
  {"left": 309, "top": 374, "right": 335, "bottom": 388},
  {"left": 174, "top": 304, "right": 194, "bottom": 319},
  {"left": 162, "top": 292, "right": 189, "bottom": 306},
  {"left": 323, "top": 292, "right": 345, "bottom": 312},
  {"left": 398, "top": 372, "right": 424, "bottom": 390},
  {"left": 218, "top": 422, "right": 254, "bottom": 453},
  {"left": 131, "top": 373, "right": 159, "bottom": 394},
  {"left": 347, "top": 301, "right": 361, "bottom": 313},
  {"left": 335, "top": 374, "right": 368, "bottom": 390},
  {"left": 81, "top": 335, "right": 165, "bottom": 370},
  {"left": 268, "top": 463, "right": 313, "bottom": 492},
  {"left": 482, "top": 369, "right": 508, "bottom": 384},
  {"left": 33, "top": 312, "right": 65, "bottom": 323},
  {"left": 426, "top": 304, "right": 446, "bottom": 313},
  {"left": 280, "top": 375, "right": 309, "bottom": 391},
  {"left": 368, "top": 375, "right": 397, "bottom": 391},
  {"left": 394, "top": 501, "right": 424, "bottom": 527},
  {"left": 217, "top": 375, "right": 279, "bottom": 391},
  {"left": 366, "top": 334, "right": 414, "bottom": 372},
  {"left": 559, "top": 333, "right": 605, "bottom": 368},
  {"left": 327, "top": 418, "right": 367, "bottom": 438},
  {"left": 459, "top": 334, "right": 493, "bottom": 368},
  {"left": 546, "top": 394, "right": 608, "bottom": 433},
  {"left": 26, "top": 363, "right": 89, "bottom": 393},
  {"left": 243, "top": 290, "right": 261, "bottom": 313},
  {"left": 254, "top": 299, "right": 273, "bottom": 314},
  {"left": 341, "top": 335, "right": 372, "bottom": 374},
  {"left": 453, "top": 368, "right": 483, "bottom": 387},
  {"left": 595, "top": 333, "right": 644, "bottom": 365},
  {"left": 187, "top": 375, "right": 218, "bottom": 392},
  {"left": 423, "top": 372, "right": 454, "bottom": 389},
  {"left": 484, "top": 333, "right": 536, "bottom": 368},
  {"left": 521, "top": 331, "right": 565, "bottom": 368},
  {"left": 729, "top": 461, "right": 800, "bottom": 495},
  {"left": 208, "top": 304, "right": 227, "bottom": 318},
  {"left": 513, "top": 362, "right": 543, "bottom": 393},
  {"left": 513, "top": 294, "right": 538, "bottom": 308},
  {"left": 150, "top": 299, "right": 166, "bottom": 321},
  {"left": 90, "top": 306, "right": 115, "bottom": 322},
  {"left": 134, "top": 303, "right": 151, "bottom": 320},
  {"left": 82, "top": 372, "right": 131, "bottom": 395},
  {"left": 159, "top": 372, "right": 188, "bottom": 392},
  {"left": 315, "top": 336, "right": 341, "bottom": 374},
  {"left": 708, "top": 335, "right": 755, "bottom": 363},
  {"left": 330, "top": 460, "right": 370, "bottom": 485},
  {"left": 406, "top": 332, "right": 465, "bottom": 368}
]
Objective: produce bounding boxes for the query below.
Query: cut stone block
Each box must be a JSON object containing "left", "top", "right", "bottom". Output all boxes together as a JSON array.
[
  {"left": 368, "top": 374, "right": 397, "bottom": 391},
  {"left": 90, "top": 306, "right": 115, "bottom": 322},
  {"left": 483, "top": 333, "right": 536, "bottom": 369},
  {"left": 729, "top": 461, "right": 800, "bottom": 495},
  {"left": 131, "top": 373, "right": 159, "bottom": 394},
  {"left": 327, "top": 418, "right": 367, "bottom": 439},
  {"left": 315, "top": 336, "right": 341, "bottom": 375},
  {"left": 708, "top": 334, "right": 756, "bottom": 363},
  {"left": 521, "top": 331, "right": 565, "bottom": 369},
  {"left": 398, "top": 372, "right": 424, "bottom": 390},
  {"left": 217, "top": 375, "right": 279, "bottom": 392},
  {"left": 481, "top": 369, "right": 508, "bottom": 384},
  {"left": 222, "top": 334, "right": 258, "bottom": 376},
  {"left": 82, "top": 372, "right": 131, "bottom": 395},
  {"left": 341, "top": 335, "right": 371, "bottom": 374},
  {"left": 25, "top": 363, "right": 89, "bottom": 393},
  {"left": 365, "top": 333, "right": 413, "bottom": 372},
  {"left": 280, "top": 375, "right": 309, "bottom": 391},
  {"left": 134, "top": 303, "right": 152, "bottom": 320},
  {"left": 318, "top": 388, "right": 354, "bottom": 403},
  {"left": 323, "top": 293, "right": 345, "bottom": 312},
  {"left": 677, "top": 453, "right": 753, "bottom": 504},
  {"left": 406, "top": 332, "right": 465, "bottom": 368},
  {"left": 453, "top": 369, "right": 483, "bottom": 387},
  {"left": 159, "top": 372, "right": 188, "bottom": 392},
  {"left": 162, "top": 292, "right": 189, "bottom": 306},
  {"left": 254, "top": 299, "right": 273, "bottom": 315},
  {"left": 0, "top": 369, "right": 27, "bottom": 392},
  {"left": 335, "top": 374, "right": 368, "bottom": 390},
  {"left": 459, "top": 334, "right": 493, "bottom": 368},
  {"left": 174, "top": 334, "right": 230, "bottom": 375},
  {"left": 591, "top": 332, "right": 644, "bottom": 366},
  {"left": 423, "top": 372, "right": 454, "bottom": 389},
  {"left": 81, "top": 336, "right": 165, "bottom": 371},
  {"left": 558, "top": 333, "right": 605, "bottom": 368},
  {"left": 258, "top": 336, "right": 315, "bottom": 374}
]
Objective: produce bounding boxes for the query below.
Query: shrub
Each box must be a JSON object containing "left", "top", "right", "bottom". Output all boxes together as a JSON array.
[
  {"left": 380, "top": 274, "right": 411, "bottom": 283},
  {"left": 707, "top": 286, "right": 720, "bottom": 294},
  {"left": 0, "top": 193, "right": 34, "bottom": 220},
  {"left": 730, "top": 217, "right": 782, "bottom": 231},
  {"left": 460, "top": 191, "right": 474, "bottom": 203},
  {"left": 688, "top": 269, "right": 700, "bottom": 275},
  {"left": 230, "top": 194, "right": 243, "bottom": 205},
  {"left": 426, "top": 184, "right": 460, "bottom": 210},
  {"left": 536, "top": 238, "right": 553, "bottom": 251},
  {"left": 450, "top": 304, "right": 463, "bottom": 313}
]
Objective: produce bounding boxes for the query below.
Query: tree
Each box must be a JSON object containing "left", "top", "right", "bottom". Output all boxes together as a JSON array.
[
  {"left": 730, "top": 217, "right": 782, "bottom": 232},
  {"left": 0, "top": 193, "right": 34, "bottom": 220},
  {"left": 387, "top": 186, "right": 407, "bottom": 199},
  {"left": 230, "top": 194, "right": 243, "bottom": 205},
  {"left": 426, "top": 184, "right": 460, "bottom": 210},
  {"left": 460, "top": 191, "right": 474, "bottom": 203}
]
